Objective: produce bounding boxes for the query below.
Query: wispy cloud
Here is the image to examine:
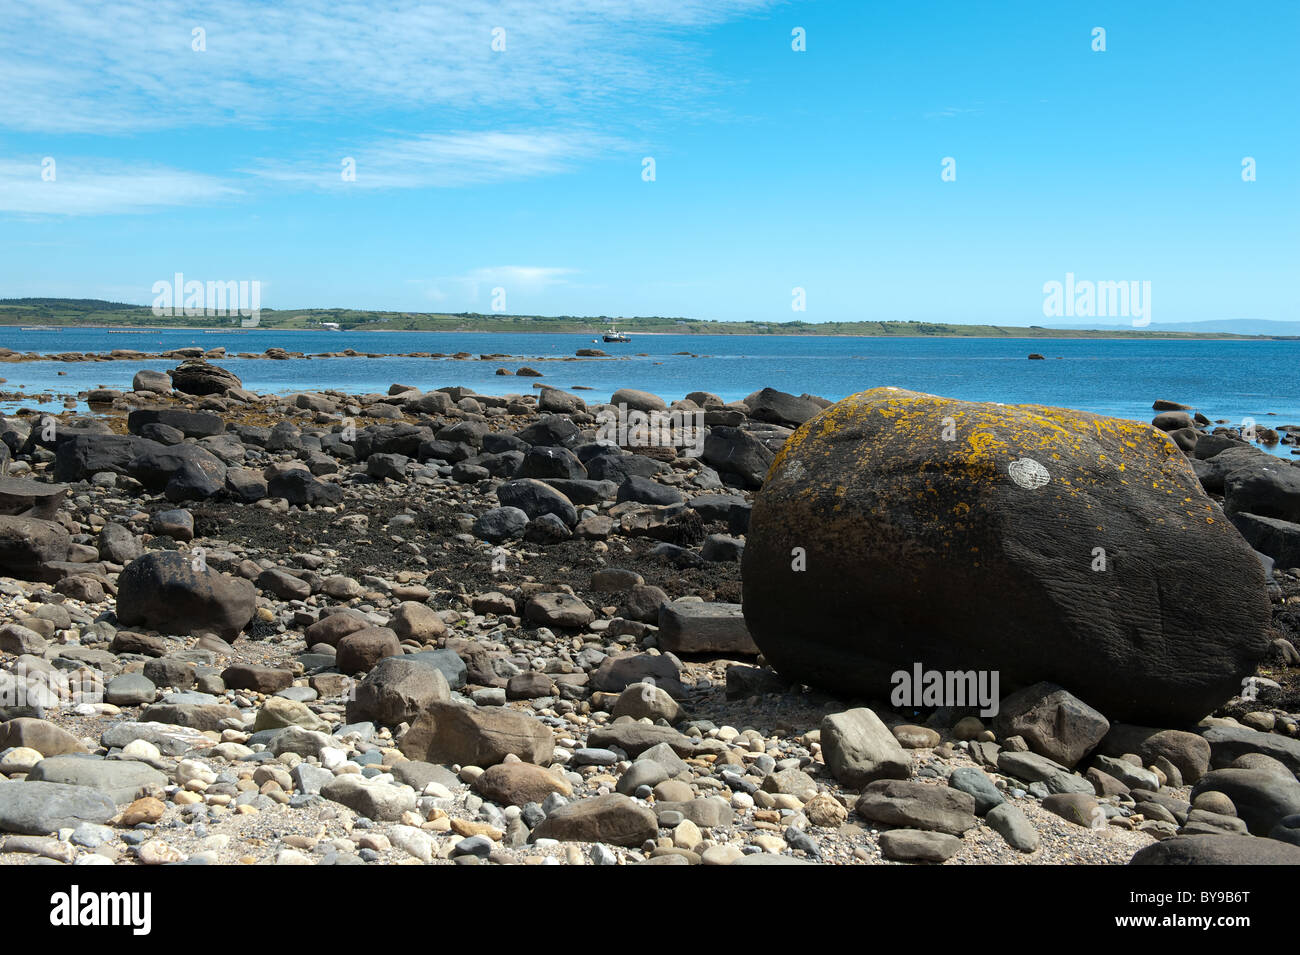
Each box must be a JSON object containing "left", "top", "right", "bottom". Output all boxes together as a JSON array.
[
  {"left": 247, "top": 130, "right": 621, "bottom": 190},
  {"left": 0, "top": 0, "right": 782, "bottom": 134},
  {"left": 923, "top": 106, "right": 985, "bottom": 120},
  {"left": 0, "top": 158, "right": 240, "bottom": 215}
]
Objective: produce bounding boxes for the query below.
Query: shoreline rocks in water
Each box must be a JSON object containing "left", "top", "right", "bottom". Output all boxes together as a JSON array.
[{"left": 0, "top": 365, "right": 1297, "bottom": 868}]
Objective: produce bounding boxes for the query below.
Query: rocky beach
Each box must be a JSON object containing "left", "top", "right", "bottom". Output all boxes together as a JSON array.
[{"left": 1, "top": 355, "right": 1298, "bottom": 869}]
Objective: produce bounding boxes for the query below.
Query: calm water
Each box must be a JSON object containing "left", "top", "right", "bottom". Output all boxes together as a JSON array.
[{"left": 1, "top": 328, "right": 1297, "bottom": 446}]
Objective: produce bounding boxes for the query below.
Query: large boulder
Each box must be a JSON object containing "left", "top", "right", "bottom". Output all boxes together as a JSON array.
[
  {"left": 702, "top": 426, "right": 774, "bottom": 489},
  {"left": 132, "top": 369, "right": 172, "bottom": 394},
  {"left": 741, "top": 389, "right": 1272, "bottom": 724},
  {"left": 170, "top": 360, "right": 242, "bottom": 396},
  {"left": 496, "top": 479, "right": 578, "bottom": 527},
  {"left": 115, "top": 551, "right": 257, "bottom": 640},
  {"left": 1223, "top": 462, "right": 1300, "bottom": 523}
]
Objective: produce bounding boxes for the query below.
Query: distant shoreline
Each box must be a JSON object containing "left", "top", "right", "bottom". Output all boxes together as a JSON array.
[{"left": 0, "top": 323, "right": 1287, "bottom": 343}]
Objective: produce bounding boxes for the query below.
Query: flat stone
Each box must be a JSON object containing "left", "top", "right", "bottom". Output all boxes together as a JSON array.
[
  {"left": 28, "top": 755, "right": 168, "bottom": 805},
  {"left": 0, "top": 780, "right": 117, "bottom": 834},
  {"left": 1131, "top": 834, "right": 1300, "bottom": 865},
  {"left": 878, "top": 828, "right": 962, "bottom": 863},
  {"left": 855, "top": 780, "right": 977, "bottom": 836},
  {"left": 656, "top": 600, "right": 758, "bottom": 655},
  {"left": 0, "top": 718, "right": 87, "bottom": 756},
  {"left": 399, "top": 701, "right": 554, "bottom": 767},
  {"left": 474, "top": 762, "right": 573, "bottom": 807}
]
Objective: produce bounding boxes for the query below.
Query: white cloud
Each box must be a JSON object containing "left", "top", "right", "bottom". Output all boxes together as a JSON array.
[
  {"left": 0, "top": 0, "right": 782, "bottom": 134},
  {"left": 0, "top": 159, "right": 240, "bottom": 215}
]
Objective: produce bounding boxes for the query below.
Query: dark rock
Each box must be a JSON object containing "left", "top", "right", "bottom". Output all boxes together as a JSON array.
[
  {"left": 1130, "top": 833, "right": 1300, "bottom": 865},
  {"left": 1190, "top": 768, "right": 1300, "bottom": 836},
  {"left": 170, "top": 360, "right": 242, "bottom": 396},
  {"left": 744, "top": 387, "right": 824, "bottom": 428},
  {"left": 0, "top": 516, "right": 70, "bottom": 582},
  {"left": 127, "top": 408, "right": 224, "bottom": 439},
  {"left": 472, "top": 506, "right": 530, "bottom": 543},
  {"left": 496, "top": 479, "right": 578, "bottom": 527},
  {"left": 1201, "top": 725, "right": 1300, "bottom": 776},
  {"left": 518, "top": 446, "right": 587, "bottom": 480},
  {"left": 702, "top": 426, "right": 774, "bottom": 489},
  {"left": 1229, "top": 512, "right": 1300, "bottom": 566},
  {"left": 993, "top": 682, "right": 1109, "bottom": 768},
  {"left": 116, "top": 551, "right": 257, "bottom": 640},
  {"left": 657, "top": 600, "right": 758, "bottom": 655},
  {"left": 267, "top": 469, "right": 343, "bottom": 506},
  {"left": 1224, "top": 463, "right": 1300, "bottom": 523},
  {"left": 742, "top": 388, "right": 1272, "bottom": 724},
  {"left": 616, "top": 475, "right": 683, "bottom": 506}
]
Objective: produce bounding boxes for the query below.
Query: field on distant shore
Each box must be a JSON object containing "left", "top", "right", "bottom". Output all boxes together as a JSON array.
[{"left": 0, "top": 298, "right": 1276, "bottom": 340}]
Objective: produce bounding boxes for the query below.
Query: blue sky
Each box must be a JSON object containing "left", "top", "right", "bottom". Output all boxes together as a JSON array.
[{"left": 1, "top": 1, "right": 1296, "bottom": 324}]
